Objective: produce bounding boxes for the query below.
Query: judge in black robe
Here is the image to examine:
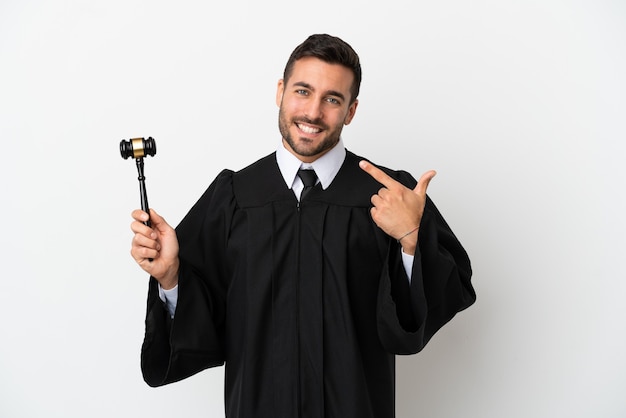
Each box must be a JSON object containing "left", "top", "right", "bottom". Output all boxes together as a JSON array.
[{"left": 140, "top": 148, "right": 475, "bottom": 418}]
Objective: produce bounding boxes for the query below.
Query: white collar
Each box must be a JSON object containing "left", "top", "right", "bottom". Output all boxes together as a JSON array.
[{"left": 275, "top": 139, "right": 346, "bottom": 190}]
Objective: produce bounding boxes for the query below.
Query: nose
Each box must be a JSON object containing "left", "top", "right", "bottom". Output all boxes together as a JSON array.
[{"left": 303, "top": 98, "right": 323, "bottom": 122}]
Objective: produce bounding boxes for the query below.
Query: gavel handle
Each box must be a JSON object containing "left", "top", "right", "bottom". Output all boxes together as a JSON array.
[
  {"left": 135, "top": 158, "right": 151, "bottom": 227},
  {"left": 136, "top": 158, "right": 154, "bottom": 262}
]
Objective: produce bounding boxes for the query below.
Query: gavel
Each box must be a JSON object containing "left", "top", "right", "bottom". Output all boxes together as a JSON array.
[{"left": 120, "top": 137, "right": 157, "bottom": 227}]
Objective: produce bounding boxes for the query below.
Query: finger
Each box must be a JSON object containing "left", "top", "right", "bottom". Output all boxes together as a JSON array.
[
  {"left": 131, "top": 209, "right": 150, "bottom": 223},
  {"left": 148, "top": 208, "right": 171, "bottom": 232},
  {"left": 131, "top": 244, "right": 159, "bottom": 264},
  {"left": 130, "top": 219, "right": 157, "bottom": 239},
  {"left": 132, "top": 232, "right": 160, "bottom": 252},
  {"left": 371, "top": 193, "right": 383, "bottom": 207},
  {"left": 413, "top": 170, "right": 437, "bottom": 196},
  {"left": 369, "top": 206, "right": 380, "bottom": 221},
  {"left": 359, "top": 160, "right": 401, "bottom": 190}
]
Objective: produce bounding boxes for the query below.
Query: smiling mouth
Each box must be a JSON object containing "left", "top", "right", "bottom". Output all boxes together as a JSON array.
[{"left": 297, "top": 123, "right": 321, "bottom": 134}]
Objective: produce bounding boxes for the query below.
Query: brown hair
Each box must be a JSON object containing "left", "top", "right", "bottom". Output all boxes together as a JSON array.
[{"left": 283, "top": 34, "right": 362, "bottom": 104}]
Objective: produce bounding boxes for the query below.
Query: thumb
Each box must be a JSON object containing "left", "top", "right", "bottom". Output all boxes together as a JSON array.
[
  {"left": 413, "top": 170, "right": 437, "bottom": 195},
  {"left": 148, "top": 208, "right": 170, "bottom": 231}
]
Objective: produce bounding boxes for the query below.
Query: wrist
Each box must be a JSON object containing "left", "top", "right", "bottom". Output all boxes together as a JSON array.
[
  {"left": 158, "top": 258, "right": 180, "bottom": 290},
  {"left": 400, "top": 240, "right": 417, "bottom": 256},
  {"left": 397, "top": 227, "right": 419, "bottom": 256}
]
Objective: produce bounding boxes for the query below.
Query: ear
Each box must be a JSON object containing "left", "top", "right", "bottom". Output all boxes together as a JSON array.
[
  {"left": 344, "top": 99, "right": 359, "bottom": 125},
  {"left": 276, "top": 79, "right": 285, "bottom": 107}
]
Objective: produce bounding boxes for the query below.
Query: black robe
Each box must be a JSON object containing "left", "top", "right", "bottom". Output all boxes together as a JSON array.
[{"left": 140, "top": 150, "right": 475, "bottom": 418}]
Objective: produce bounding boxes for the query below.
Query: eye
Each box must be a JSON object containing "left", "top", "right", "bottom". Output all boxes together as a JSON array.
[
  {"left": 296, "top": 89, "right": 309, "bottom": 96},
  {"left": 326, "top": 97, "right": 340, "bottom": 105}
]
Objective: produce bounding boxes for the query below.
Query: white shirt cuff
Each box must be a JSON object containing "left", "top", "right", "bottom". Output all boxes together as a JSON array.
[
  {"left": 401, "top": 250, "right": 414, "bottom": 283},
  {"left": 158, "top": 283, "right": 178, "bottom": 318}
]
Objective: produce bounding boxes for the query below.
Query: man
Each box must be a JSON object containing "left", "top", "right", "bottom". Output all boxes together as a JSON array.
[{"left": 130, "top": 33, "right": 475, "bottom": 418}]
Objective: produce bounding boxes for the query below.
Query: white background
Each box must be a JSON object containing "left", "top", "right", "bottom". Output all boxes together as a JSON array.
[{"left": 1, "top": 1, "right": 625, "bottom": 417}]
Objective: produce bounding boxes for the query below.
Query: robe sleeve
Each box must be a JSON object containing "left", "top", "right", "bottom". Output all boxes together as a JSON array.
[
  {"left": 141, "top": 169, "right": 235, "bottom": 387},
  {"left": 377, "top": 177, "right": 475, "bottom": 355}
]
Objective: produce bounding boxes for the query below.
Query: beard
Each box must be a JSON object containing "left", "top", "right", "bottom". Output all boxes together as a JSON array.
[{"left": 278, "top": 105, "right": 344, "bottom": 158}]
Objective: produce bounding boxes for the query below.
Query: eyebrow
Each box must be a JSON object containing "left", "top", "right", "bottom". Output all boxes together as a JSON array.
[{"left": 293, "top": 81, "right": 346, "bottom": 102}]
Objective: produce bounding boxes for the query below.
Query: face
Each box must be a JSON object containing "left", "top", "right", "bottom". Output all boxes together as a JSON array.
[{"left": 276, "top": 57, "right": 358, "bottom": 163}]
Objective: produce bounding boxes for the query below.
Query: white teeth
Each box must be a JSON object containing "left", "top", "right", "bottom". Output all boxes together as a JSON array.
[{"left": 298, "top": 124, "right": 320, "bottom": 134}]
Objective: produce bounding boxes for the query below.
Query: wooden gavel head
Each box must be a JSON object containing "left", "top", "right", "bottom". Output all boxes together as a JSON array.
[{"left": 120, "top": 137, "right": 157, "bottom": 160}]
